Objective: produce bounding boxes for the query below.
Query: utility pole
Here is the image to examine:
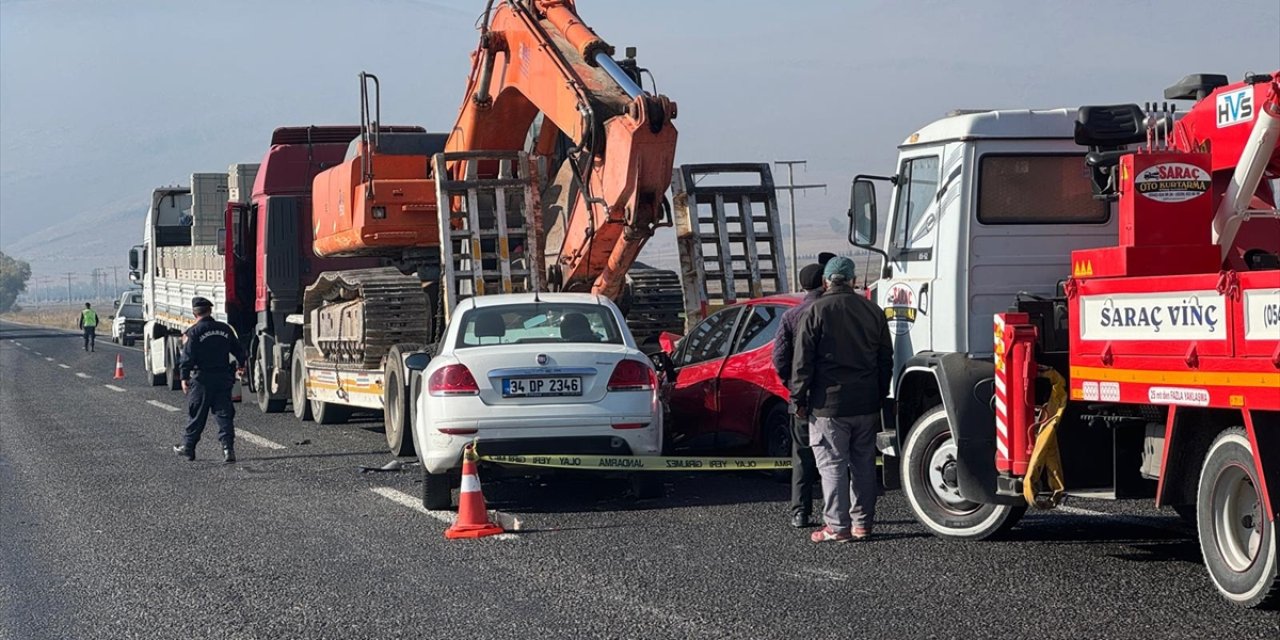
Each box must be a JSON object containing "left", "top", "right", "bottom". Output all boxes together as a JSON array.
[
  {"left": 773, "top": 161, "right": 827, "bottom": 290},
  {"left": 64, "top": 272, "right": 75, "bottom": 308},
  {"left": 111, "top": 266, "right": 121, "bottom": 298}
]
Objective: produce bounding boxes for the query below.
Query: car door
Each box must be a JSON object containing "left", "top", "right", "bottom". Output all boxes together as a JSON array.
[
  {"left": 666, "top": 306, "right": 744, "bottom": 450},
  {"left": 716, "top": 303, "right": 788, "bottom": 450}
]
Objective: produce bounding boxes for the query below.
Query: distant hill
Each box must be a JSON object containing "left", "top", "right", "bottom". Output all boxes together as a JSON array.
[{"left": 2, "top": 201, "right": 146, "bottom": 277}]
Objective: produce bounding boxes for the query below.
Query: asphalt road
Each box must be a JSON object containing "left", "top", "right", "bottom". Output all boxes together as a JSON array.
[{"left": 1, "top": 320, "right": 1276, "bottom": 640}]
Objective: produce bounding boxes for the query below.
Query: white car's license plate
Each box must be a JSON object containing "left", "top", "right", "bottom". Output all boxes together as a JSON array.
[{"left": 502, "top": 376, "right": 582, "bottom": 397}]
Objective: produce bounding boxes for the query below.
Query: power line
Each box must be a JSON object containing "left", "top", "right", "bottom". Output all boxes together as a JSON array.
[{"left": 773, "top": 160, "right": 826, "bottom": 290}]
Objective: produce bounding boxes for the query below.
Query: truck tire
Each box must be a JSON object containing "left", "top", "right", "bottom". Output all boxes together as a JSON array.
[
  {"left": 310, "top": 397, "right": 350, "bottom": 425},
  {"left": 383, "top": 344, "right": 419, "bottom": 457},
  {"left": 1196, "top": 427, "right": 1278, "bottom": 608},
  {"left": 291, "top": 341, "right": 312, "bottom": 422},
  {"left": 254, "top": 351, "right": 286, "bottom": 414},
  {"left": 901, "top": 406, "right": 1025, "bottom": 540},
  {"left": 165, "top": 336, "right": 182, "bottom": 391},
  {"left": 423, "top": 468, "right": 452, "bottom": 510},
  {"left": 144, "top": 339, "right": 164, "bottom": 387}
]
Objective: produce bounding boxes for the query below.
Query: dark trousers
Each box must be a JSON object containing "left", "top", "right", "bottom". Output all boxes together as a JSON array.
[
  {"left": 82, "top": 326, "right": 96, "bottom": 350},
  {"left": 790, "top": 414, "right": 820, "bottom": 516},
  {"left": 185, "top": 380, "right": 236, "bottom": 450}
]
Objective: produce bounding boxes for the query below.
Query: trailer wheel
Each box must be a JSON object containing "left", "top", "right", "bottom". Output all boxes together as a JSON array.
[
  {"left": 310, "top": 397, "right": 350, "bottom": 425},
  {"left": 1196, "top": 427, "right": 1278, "bottom": 608},
  {"left": 901, "top": 406, "right": 1025, "bottom": 540},
  {"left": 383, "top": 344, "right": 418, "bottom": 457},
  {"left": 423, "top": 468, "right": 452, "bottom": 510},
  {"left": 291, "top": 341, "right": 312, "bottom": 422},
  {"left": 165, "top": 336, "right": 182, "bottom": 391}
]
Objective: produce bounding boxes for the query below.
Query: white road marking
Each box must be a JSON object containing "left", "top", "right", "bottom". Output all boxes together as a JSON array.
[
  {"left": 58, "top": 364, "right": 71, "bottom": 369},
  {"left": 45, "top": 357, "right": 54, "bottom": 362},
  {"left": 33, "top": 351, "right": 42, "bottom": 356},
  {"left": 147, "top": 400, "right": 181, "bottom": 412},
  {"left": 104, "top": 384, "right": 126, "bottom": 392},
  {"left": 368, "top": 487, "right": 518, "bottom": 541},
  {"left": 237, "top": 430, "right": 286, "bottom": 450},
  {"left": 75, "top": 372, "right": 91, "bottom": 379}
]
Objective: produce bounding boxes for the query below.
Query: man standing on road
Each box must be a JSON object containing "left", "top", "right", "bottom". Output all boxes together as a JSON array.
[
  {"left": 77, "top": 302, "right": 98, "bottom": 352},
  {"left": 772, "top": 262, "right": 827, "bottom": 529},
  {"left": 791, "top": 256, "right": 892, "bottom": 543},
  {"left": 173, "top": 297, "right": 246, "bottom": 463}
]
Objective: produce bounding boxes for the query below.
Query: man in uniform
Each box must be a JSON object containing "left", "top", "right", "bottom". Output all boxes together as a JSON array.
[
  {"left": 77, "top": 302, "right": 99, "bottom": 351},
  {"left": 172, "top": 297, "right": 246, "bottom": 463}
]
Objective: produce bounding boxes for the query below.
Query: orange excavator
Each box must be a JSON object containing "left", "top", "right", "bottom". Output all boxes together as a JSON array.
[{"left": 302, "top": 0, "right": 679, "bottom": 368}]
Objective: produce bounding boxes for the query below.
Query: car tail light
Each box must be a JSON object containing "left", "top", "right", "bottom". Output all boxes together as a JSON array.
[
  {"left": 438, "top": 427, "right": 478, "bottom": 435},
  {"left": 608, "top": 360, "right": 656, "bottom": 391},
  {"left": 428, "top": 365, "right": 479, "bottom": 396},
  {"left": 612, "top": 423, "right": 647, "bottom": 430}
]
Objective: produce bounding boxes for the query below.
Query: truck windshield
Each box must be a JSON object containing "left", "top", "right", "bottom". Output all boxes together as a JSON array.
[
  {"left": 455, "top": 303, "right": 625, "bottom": 348},
  {"left": 892, "top": 155, "right": 940, "bottom": 254}
]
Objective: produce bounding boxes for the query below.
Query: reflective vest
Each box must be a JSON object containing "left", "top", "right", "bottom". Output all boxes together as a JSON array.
[{"left": 81, "top": 309, "right": 99, "bottom": 327}]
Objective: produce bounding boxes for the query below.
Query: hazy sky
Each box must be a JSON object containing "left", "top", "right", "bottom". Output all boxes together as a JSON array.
[{"left": 1, "top": 0, "right": 1278, "bottom": 265}]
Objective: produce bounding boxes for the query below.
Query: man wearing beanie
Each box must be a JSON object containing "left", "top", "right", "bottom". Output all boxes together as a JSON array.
[
  {"left": 791, "top": 256, "right": 892, "bottom": 542},
  {"left": 772, "top": 262, "right": 826, "bottom": 528}
]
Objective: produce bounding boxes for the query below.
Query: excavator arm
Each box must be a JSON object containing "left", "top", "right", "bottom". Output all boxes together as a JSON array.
[{"left": 445, "top": 0, "right": 678, "bottom": 298}]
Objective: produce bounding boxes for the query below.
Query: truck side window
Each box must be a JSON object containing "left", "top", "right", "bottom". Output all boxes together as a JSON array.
[
  {"left": 891, "top": 155, "right": 940, "bottom": 257},
  {"left": 977, "top": 154, "right": 1109, "bottom": 224}
]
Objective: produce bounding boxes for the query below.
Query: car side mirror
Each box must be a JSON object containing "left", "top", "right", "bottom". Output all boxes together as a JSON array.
[
  {"left": 658, "top": 331, "right": 682, "bottom": 354},
  {"left": 113, "top": 300, "right": 120, "bottom": 309},
  {"left": 849, "top": 179, "right": 878, "bottom": 247},
  {"left": 405, "top": 352, "right": 431, "bottom": 372}
]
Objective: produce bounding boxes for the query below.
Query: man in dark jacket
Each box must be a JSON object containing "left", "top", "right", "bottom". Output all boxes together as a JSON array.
[
  {"left": 791, "top": 256, "right": 892, "bottom": 542},
  {"left": 173, "top": 297, "right": 247, "bottom": 463},
  {"left": 772, "top": 262, "right": 825, "bottom": 528}
]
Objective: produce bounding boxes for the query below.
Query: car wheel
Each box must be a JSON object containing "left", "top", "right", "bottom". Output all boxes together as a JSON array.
[
  {"left": 901, "top": 406, "right": 1025, "bottom": 540},
  {"left": 1196, "top": 427, "right": 1278, "bottom": 608},
  {"left": 762, "top": 402, "right": 792, "bottom": 482},
  {"left": 423, "top": 468, "right": 452, "bottom": 510},
  {"left": 291, "top": 341, "right": 312, "bottom": 422}
]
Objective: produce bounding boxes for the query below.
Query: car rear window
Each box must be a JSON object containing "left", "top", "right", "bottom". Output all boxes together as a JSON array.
[
  {"left": 455, "top": 303, "right": 624, "bottom": 348},
  {"left": 119, "top": 304, "right": 144, "bottom": 319}
]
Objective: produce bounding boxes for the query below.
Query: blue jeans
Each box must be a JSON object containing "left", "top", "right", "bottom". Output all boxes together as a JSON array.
[{"left": 82, "top": 326, "right": 96, "bottom": 350}]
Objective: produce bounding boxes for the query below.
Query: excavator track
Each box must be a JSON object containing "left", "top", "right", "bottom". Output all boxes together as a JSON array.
[{"left": 302, "top": 267, "right": 433, "bottom": 369}]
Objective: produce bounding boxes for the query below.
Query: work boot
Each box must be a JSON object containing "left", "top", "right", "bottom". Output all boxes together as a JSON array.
[
  {"left": 172, "top": 445, "right": 195, "bottom": 461},
  {"left": 790, "top": 512, "right": 813, "bottom": 528},
  {"left": 222, "top": 447, "right": 236, "bottom": 464}
]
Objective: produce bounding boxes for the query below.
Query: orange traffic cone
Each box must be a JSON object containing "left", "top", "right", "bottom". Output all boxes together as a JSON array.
[
  {"left": 445, "top": 443, "right": 504, "bottom": 540},
  {"left": 113, "top": 354, "right": 125, "bottom": 380}
]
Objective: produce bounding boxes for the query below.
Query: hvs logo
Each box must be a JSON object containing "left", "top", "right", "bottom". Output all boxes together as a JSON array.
[{"left": 1216, "top": 88, "right": 1253, "bottom": 127}]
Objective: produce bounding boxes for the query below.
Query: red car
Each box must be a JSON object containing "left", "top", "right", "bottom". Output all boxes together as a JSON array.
[{"left": 655, "top": 293, "right": 804, "bottom": 457}]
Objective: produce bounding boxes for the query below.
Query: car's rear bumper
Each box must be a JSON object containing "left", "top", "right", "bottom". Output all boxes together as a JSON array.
[{"left": 419, "top": 419, "right": 661, "bottom": 474}]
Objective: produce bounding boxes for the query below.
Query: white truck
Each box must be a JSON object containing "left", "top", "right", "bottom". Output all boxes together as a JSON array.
[{"left": 129, "top": 164, "right": 258, "bottom": 388}]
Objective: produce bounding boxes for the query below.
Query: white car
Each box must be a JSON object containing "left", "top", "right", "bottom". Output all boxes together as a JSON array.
[
  {"left": 111, "top": 302, "right": 145, "bottom": 346},
  {"left": 408, "top": 293, "right": 663, "bottom": 509}
]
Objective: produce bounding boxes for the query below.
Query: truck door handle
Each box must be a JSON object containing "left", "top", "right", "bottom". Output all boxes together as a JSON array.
[{"left": 919, "top": 283, "right": 930, "bottom": 315}]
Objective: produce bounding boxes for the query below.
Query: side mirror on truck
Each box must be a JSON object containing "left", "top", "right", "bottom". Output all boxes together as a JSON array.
[{"left": 849, "top": 178, "right": 879, "bottom": 247}]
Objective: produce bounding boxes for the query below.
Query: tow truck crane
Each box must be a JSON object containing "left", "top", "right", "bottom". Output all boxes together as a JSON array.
[{"left": 852, "top": 71, "right": 1279, "bottom": 607}]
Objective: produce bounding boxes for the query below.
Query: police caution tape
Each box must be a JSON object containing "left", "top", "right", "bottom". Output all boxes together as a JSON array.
[{"left": 480, "top": 454, "right": 791, "bottom": 471}]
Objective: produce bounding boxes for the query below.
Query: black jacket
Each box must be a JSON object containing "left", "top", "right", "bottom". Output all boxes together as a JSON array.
[
  {"left": 179, "top": 316, "right": 246, "bottom": 387},
  {"left": 771, "top": 289, "right": 823, "bottom": 386},
  {"left": 790, "top": 285, "right": 892, "bottom": 417}
]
